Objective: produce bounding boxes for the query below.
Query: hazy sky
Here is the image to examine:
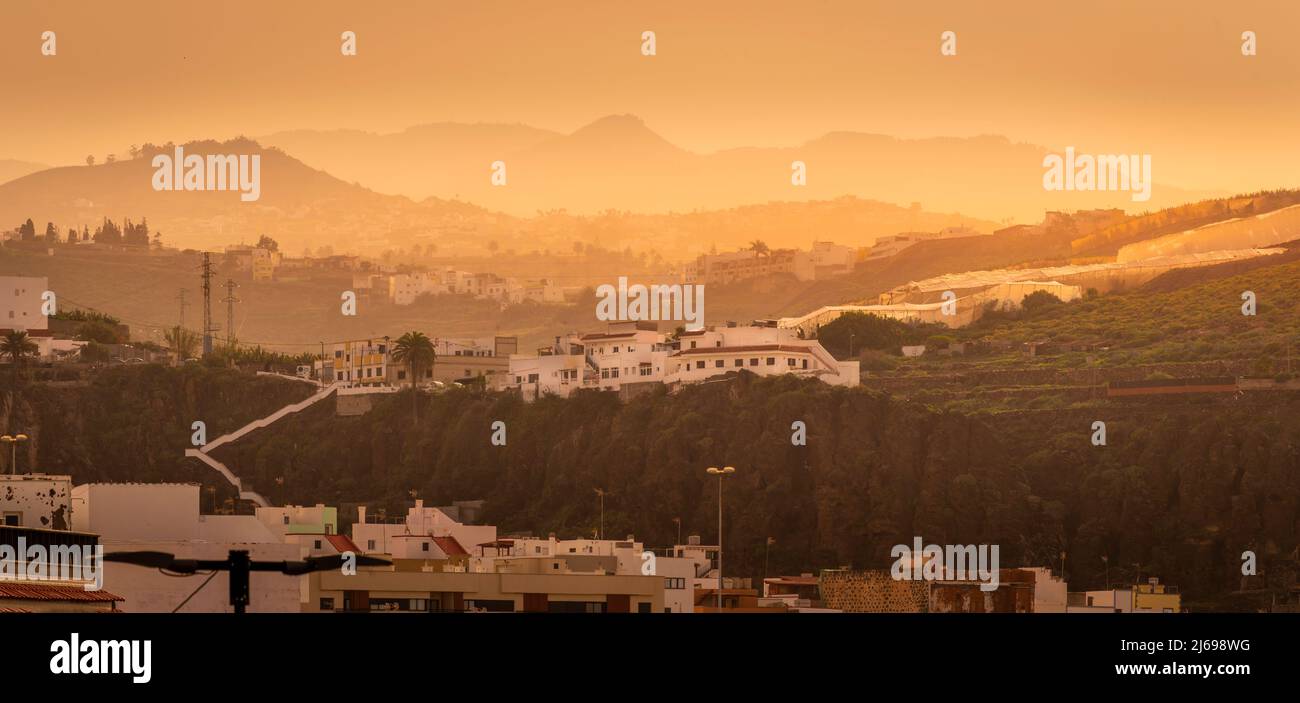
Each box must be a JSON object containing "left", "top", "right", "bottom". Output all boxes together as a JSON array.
[{"left": 3, "top": 0, "right": 1298, "bottom": 192}]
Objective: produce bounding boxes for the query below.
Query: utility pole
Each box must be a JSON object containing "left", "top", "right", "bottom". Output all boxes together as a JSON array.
[
  {"left": 222, "top": 279, "right": 240, "bottom": 350},
  {"left": 201, "top": 253, "right": 216, "bottom": 357}
]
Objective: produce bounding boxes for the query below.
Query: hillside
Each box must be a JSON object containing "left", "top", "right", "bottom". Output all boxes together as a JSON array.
[
  {"left": 8, "top": 366, "right": 1300, "bottom": 607},
  {"left": 951, "top": 252, "right": 1300, "bottom": 369},
  {"left": 0, "top": 138, "right": 503, "bottom": 254},
  {"left": 260, "top": 115, "right": 1220, "bottom": 222}
]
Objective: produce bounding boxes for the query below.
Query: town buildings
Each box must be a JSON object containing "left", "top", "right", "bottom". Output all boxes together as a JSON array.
[
  {"left": 504, "top": 321, "right": 859, "bottom": 400},
  {"left": 683, "top": 241, "right": 858, "bottom": 285},
  {"left": 313, "top": 335, "right": 517, "bottom": 387},
  {"left": 386, "top": 267, "right": 563, "bottom": 306}
]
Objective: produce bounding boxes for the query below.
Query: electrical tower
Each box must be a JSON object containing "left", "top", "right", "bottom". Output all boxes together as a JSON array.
[
  {"left": 222, "top": 279, "right": 240, "bottom": 350},
  {"left": 176, "top": 289, "right": 188, "bottom": 328},
  {"left": 201, "top": 253, "right": 216, "bottom": 357}
]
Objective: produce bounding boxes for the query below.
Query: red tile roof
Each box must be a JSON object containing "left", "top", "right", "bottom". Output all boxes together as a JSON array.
[
  {"left": 0, "top": 583, "right": 124, "bottom": 602},
  {"left": 432, "top": 536, "right": 468, "bottom": 556},
  {"left": 324, "top": 534, "right": 361, "bottom": 554}
]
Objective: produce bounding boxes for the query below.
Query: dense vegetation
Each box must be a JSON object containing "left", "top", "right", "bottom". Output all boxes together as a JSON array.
[
  {"left": 952, "top": 258, "right": 1300, "bottom": 370},
  {"left": 8, "top": 365, "right": 1300, "bottom": 608}
]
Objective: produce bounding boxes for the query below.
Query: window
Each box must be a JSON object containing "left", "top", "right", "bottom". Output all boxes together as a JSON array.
[
  {"left": 613, "top": 346, "right": 619, "bottom": 353},
  {"left": 734, "top": 359, "right": 743, "bottom": 367},
  {"left": 314, "top": 540, "right": 322, "bottom": 549},
  {"left": 715, "top": 360, "right": 724, "bottom": 368},
  {"left": 528, "top": 373, "right": 539, "bottom": 383},
  {"left": 320, "top": 598, "right": 335, "bottom": 611},
  {"left": 282, "top": 515, "right": 290, "bottom": 524},
  {"left": 422, "top": 542, "right": 430, "bottom": 552},
  {"left": 787, "top": 358, "right": 796, "bottom": 367},
  {"left": 2, "top": 512, "right": 20, "bottom": 527},
  {"left": 802, "top": 359, "right": 809, "bottom": 369},
  {"left": 766, "top": 357, "right": 776, "bottom": 365},
  {"left": 749, "top": 358, "right": 758, "bottom": 366},
  {"left": 695, "top": 360, "right": 705, "bottom": 369},
  {"left": 664, "top": 577, "right": 686, "bottom": 589},
  {"left": 367, "top": 540, "right": 376, "bottom": 550},
  {"left": 690, "top": 341, "right": 697, "bottom": 349},
  {"left": 638, "top": 603, "right": 652, "bottom": 613}
]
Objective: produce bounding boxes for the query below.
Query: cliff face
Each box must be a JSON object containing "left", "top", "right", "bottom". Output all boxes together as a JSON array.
[
  {"left": 4, "top": 366, "right": 313, "bottom": 484},
  {"left": 9, "top": 366, "right": 1300, "bottom": 603}
]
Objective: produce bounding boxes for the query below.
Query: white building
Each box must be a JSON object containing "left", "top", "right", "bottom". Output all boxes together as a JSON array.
[
  {"left": 505, "top": 321, "right": 859, "bottom": 400},
  {"left": 507, "top": 321, "right": 673, "bottom": 400},
  {"left": 0, "top": 473, "right": 73, "bottom": 529},
  {"left": 669, "top": 325, "right": 859, "bottom": 387},
  {"left": 0, "top": 275, "right": 53, "bottom": 358},
  {"left": 70, "top": 483, "right": 302, "bottom": 613},
  {"left": 352, "top": 500, "right": 497, "bottom": 560}
]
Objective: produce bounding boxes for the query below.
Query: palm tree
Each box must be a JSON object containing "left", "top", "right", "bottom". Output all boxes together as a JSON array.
[
  {"left": 1, "top": 330, "right": 40, "bottom": 368},
  {"left": 391, "top": 331, "right": 436, "bottom": 426},
  {"left": 748, "top": 239, "right": 770, "bottom": 258},
  {"left": 164, "top": 326, "right": 199, "bottom": 365}
]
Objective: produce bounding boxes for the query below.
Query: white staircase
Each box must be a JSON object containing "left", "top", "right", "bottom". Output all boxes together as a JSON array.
[{"left": 186, "top": 384, "right": 337, "bottom": 508}]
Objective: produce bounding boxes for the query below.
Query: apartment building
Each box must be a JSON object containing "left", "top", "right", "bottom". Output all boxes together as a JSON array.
[
  {"left": 684, "top": 248, "right": 814, "bottom": 285},
  {"left": 670, "top": 325, "right": 859, "bottom": 387},
  {"left": 506, "top": 321, "right": 673, "bottom": 400},
  {"left": 387, "top": 268, "right": 563, "bottom": 306},
  {"left": 304, "top": 557, "right": 664, "bottom": 613},
  {"left": 315, "top": 337, "right": 391, "bottom": 386},
  {"left": 505, "top": 321, "right": 859, "bottom": 399}
]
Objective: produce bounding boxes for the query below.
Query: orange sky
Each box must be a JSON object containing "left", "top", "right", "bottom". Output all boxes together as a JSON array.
[{"left": 3, "top": 0, "right": 1298, "bottom": 193}]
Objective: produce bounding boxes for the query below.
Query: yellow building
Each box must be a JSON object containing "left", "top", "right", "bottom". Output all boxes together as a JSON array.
[{"left": 1133, "top": 579, "right": 1181, "bottom": 613}]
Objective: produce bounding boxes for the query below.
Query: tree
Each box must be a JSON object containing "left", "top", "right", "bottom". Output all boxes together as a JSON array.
[
  {"left": 1021, "top": 290, "right": 1063, "bottom": 315},
  {"left": 256, "top": 234, "right": 279, "bottom": 252},
  {"left": 1, "top": 330, "right": 40, "bottom": 368},
  {"left": 85, "top": 155, "right": 95, "bottom": 167},
  {"left": 19, "top": 219, "right": 36, "bottom": 241},
  {"left": 44, "top": 222, "right": 59, "bottom": 243},
  {"left": 391, "top": 332, "right": 436, "bottom": 426},
  {"left": 748, "top": 240, "right": 770, "bottom": 258},
  {"left": 66, "top": 227, "right": 78, "bottom": 244},
  {"left": 164, "top": 326, "right": 200, "bottom": 364}
]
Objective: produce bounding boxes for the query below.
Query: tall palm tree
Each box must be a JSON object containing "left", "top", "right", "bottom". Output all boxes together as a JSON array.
[
  {"left": 748, "top": 239, "right": 770, "bottom": 258},
  {"left": 1, "top": 330, "right": 40, "bottom": 367},
  {"left": 391, "top": 331, "right": 436, "bottom": 426}
]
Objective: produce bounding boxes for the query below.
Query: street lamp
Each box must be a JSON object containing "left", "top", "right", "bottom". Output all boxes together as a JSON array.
[
  {"left": 706, "top": 466, "right": 736, "bottom": 610},
  {"left": 594, "top": 488, "right": 613, "bottom": 540},
  {"left": 1, "top": 434, "right": 29, "bottom": 475}
]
